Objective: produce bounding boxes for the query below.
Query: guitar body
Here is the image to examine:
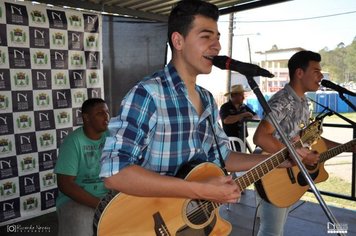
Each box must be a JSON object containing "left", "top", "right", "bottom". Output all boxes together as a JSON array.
[
  {"left": 96, "top": 162, "right": 232, "bottom": 236},
  {"left": 255, "top": 139, "right": 329, "bottom": 208}
]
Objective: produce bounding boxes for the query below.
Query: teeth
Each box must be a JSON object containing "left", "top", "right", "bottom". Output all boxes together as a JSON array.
[{"left": 204, "top": 56, "right": 213, "bottom": 60}]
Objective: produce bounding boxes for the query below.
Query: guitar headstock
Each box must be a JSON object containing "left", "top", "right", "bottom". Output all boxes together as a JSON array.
[{"left": 300, "top": 119, "right": 323, "bottom": 147}]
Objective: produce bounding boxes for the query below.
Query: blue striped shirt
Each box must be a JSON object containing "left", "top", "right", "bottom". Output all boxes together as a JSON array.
[{"left": 99, "top": 63, "right": 230, "bottom": 178}]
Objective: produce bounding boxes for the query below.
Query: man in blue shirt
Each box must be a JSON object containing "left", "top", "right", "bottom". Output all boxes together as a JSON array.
[{"left": 100, "top": 0, "right": 318, "bottom": 215}]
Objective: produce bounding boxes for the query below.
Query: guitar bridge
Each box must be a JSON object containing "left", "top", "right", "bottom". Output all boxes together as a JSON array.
[{"left": 153, "top": 212, "right": 171, "bottom": 236}]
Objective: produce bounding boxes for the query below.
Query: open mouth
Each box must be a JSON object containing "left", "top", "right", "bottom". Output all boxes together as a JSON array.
[{"left": 203, "top": 55, "right": 214, "bottom": 61}]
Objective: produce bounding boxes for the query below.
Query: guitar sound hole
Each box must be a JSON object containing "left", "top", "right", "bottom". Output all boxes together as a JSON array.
[{"left": 185, "top": 200, "right": 213, "bottom": 226}]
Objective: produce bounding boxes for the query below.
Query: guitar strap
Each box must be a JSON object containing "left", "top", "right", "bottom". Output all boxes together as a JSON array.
[{"left": 208, "top": 116, "right": 229, "bottom": 176}]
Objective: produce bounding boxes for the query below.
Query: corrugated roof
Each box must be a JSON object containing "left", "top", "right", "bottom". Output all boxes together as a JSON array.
[{"left": 33, "top": 0, "right": 290, "bottom": 22}]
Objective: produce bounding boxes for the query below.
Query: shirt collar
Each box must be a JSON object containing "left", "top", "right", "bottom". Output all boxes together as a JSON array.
[
  {"left": 285, "top": 83, "right": 306, "bottom": 102},
  {"left": 165, "top": 62, "right": 185, "bottom": 95},
  {"left": 165, "top": 62, "right": 212, "bottom": 117}
]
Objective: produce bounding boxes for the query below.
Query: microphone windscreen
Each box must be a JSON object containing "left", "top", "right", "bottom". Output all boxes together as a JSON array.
[
  {"left": 321, "top": 80, "right": 331, "bottom": 87},
  {"left": 212, "top": 56, "right": 229, "bottom": 70}
]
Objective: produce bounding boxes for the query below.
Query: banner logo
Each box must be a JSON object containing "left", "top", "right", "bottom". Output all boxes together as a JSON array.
[
  {"left": 69, "top": 15, "right": 82, "bottom": 27},
  {"left": 30, "top": 10, "right": 46, "bottom": 24},
  {"left": 10, "top": 28, "right": 27, "bottom": 45},
  {"left": 0, "top": 181, "right": 16, "bottom": 197},
  {"left": 16, "top": 114, "right": 32, "bottom": 130},
  {"left": 0, "top": 138, "right": 12, "bottom": 153},
  {"left": 0, "top": 94, "right": 9, "bottom": 110},
  {"left": 20, "top": 156, "right": 36, "bottom": 171}
]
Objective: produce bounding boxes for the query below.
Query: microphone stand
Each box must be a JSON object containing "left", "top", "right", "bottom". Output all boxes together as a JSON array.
[
  {"left": 246, "top": 76, "right": 344, "bottom": 236},
  {"left": 338, "top": 93, "right": 356, "bottom": 112}
]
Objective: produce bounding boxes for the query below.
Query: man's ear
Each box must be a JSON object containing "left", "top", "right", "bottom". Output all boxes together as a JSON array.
[
  {"left": 171, "top": 32, "right": 184, "bottom": 50},
  {"left": 295, "top": 68, "right": 304, "bottom": 79},
  {"left": 82, "top": 113, "right": 89, "bottom": 122}
]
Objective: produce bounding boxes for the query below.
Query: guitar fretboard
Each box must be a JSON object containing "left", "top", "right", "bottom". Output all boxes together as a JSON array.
[
  {"left": 235, "top": 145, "right": 293, "bottom": 190},
  {"left": 194, "top": 120, "right": 321, "bottom": 214},
  {"left": 235, "top": 120, "right": 321, "bottom": 190},
  {"left": 320, "top": 139, "right": 356, "bottom": 163}
]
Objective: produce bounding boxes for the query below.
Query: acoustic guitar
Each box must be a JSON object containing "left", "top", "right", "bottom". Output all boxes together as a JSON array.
[
  {"left": 255, "top": 138, "right": 356, "bottom": 208},
  {"left": 94, "top": 120, "right": 322, "bottom": 236}
]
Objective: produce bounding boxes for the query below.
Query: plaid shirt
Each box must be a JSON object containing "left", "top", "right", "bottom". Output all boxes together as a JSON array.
[{"left": 99, "top": 63, "right": 230, "bottom": 178}]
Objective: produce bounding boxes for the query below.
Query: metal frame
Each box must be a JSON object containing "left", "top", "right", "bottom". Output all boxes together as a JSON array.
[{"left": 32, "top": 0, "right": 291, "bottom": 21}]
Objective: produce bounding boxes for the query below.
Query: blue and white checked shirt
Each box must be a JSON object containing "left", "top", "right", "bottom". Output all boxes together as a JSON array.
[{"left": 99, "top": 63, "right": 230, "bottom": 178}]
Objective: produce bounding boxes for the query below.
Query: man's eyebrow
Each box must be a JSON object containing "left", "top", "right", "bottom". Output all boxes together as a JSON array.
[{"left": 200, "top": 29, "right": 220, "bottom": 36}]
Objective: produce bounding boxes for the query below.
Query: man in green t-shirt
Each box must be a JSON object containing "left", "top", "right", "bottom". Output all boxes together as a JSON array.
[{"left": 55, "top": 98, "right": 110, "bottom": 236}]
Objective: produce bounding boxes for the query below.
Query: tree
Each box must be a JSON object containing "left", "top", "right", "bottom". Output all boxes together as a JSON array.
[
  {"left": 319, "top": 42, "right": 347, "bottom": 83},
  {"left": 344, "top": 40, "right": 356, "bottom": 82}
]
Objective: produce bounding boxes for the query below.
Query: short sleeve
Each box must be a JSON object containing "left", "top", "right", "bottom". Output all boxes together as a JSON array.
[
  {"left": 219, "top": 103, "right": 230, "bottom": 120},
  {"left": 54, "top": 134, "right": 79, "bottom": 176}
]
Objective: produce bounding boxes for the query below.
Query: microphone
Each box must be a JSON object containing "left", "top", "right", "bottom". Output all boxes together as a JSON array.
[
  {"left": 321, "top": 80, "right": 356, "bottom": 96},
  {"left": 212, "top": 55, "right": 274, "bottom": 78}
]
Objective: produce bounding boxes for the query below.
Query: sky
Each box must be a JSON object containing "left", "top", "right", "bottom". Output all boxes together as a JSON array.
[{"left": 197, "top": 0, "right": 356, "bottom": 94}]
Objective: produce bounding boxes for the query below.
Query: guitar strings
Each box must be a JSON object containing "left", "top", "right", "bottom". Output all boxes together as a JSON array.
[
  {"left": 183, "top": 122, "right": 321, "bottom": 225},
  {"left": 183, "top": 142, "right": 301, "bottom": 224}
]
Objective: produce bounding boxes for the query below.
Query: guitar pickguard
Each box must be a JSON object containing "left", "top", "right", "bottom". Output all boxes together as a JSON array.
[{"left": 176, "top": 216, "right": 216, "bottom": 236}]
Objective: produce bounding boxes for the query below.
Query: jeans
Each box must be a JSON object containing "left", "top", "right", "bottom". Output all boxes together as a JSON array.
[
  {"left": 57, "top": 200, "right": 95, "bottom": 236},
  {"left": 257, "top": 195, "right": 290, "bottom": 236}
]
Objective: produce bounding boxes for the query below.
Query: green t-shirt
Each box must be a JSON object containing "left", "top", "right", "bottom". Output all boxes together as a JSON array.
[{"left": 54, "top": 127, "right": 109, "bottom": 208}]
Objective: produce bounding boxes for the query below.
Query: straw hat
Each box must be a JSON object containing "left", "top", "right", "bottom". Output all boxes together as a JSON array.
[{"left": 224, "top": 84, "right": 249, "bottom": 96}]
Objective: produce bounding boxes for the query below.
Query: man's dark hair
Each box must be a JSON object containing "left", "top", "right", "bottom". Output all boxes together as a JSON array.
[
  {"left": 168, "top": 0, "right": 219, "bottom": 50},
  {"left": 81, "top": 98, "right": 106, "bottom": 114},
  {"left": 288, "top": 50, "right": 321, "bottom": 80}
]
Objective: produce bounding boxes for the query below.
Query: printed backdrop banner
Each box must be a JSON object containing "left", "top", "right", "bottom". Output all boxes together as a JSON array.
[{"left": 0, "top": 1, "right": 103, "bottom": 226}]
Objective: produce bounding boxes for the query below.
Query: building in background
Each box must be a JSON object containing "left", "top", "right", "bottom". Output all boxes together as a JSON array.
[{"left": 256, "top": 46, "right": 304, "bottom": 92}]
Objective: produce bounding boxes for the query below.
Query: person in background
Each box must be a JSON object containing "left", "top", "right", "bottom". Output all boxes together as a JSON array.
[
  {"left": 253, "top": 50, "right": 356, "bottom": 236},
  {"left": 220, "top": 84, "right": 258, "bottom": 152},
  {"left": 55, "top": 98, "right": 110, "bottom": 236},
  {"left": 99, "top": 0, "right": 318, "bottom": 224}
]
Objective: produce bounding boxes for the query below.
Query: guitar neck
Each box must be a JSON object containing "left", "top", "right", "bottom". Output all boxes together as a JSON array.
[
  {"left": 235, "top": 140, "right": 302, "bottom": 190},
  {"left": 320, "top": 139, "right": 356, "bottom": 163},
  {"left": 235, "top": 120, "right": 322, "bottom": 190}
]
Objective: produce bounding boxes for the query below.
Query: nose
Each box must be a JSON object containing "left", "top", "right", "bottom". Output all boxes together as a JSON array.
[
  {"left": 105, "top": 111, "right": 110, "bottom": 121},
  {"left": 211, "top": 37, "right": 221, "bottom": 52},
  {"left": 214, "top": 40, "right": 221, "bottom": 52}
]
